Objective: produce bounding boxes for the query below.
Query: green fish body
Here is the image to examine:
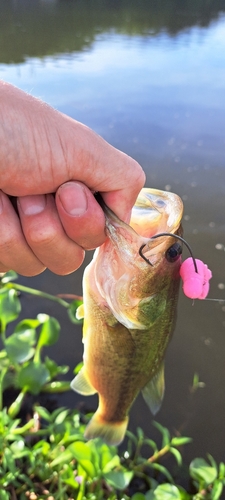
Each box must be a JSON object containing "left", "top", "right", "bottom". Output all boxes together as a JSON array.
[{"left": 71, "top": 188, "right": 183, "bottom": 445}]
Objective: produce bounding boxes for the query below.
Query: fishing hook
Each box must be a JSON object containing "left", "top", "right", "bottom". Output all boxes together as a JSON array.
[{"left": 139, "top": 232, "right": 198, "bottom": 273}]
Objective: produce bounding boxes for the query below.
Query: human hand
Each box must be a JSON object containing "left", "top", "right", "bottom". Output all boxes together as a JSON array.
[{"left": 0, "top": 81, "right": 145, "bottom": 276}]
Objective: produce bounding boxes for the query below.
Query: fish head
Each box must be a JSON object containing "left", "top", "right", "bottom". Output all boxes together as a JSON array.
[{"left": 93, "top": 188, "right": 183, "bottom": 329}]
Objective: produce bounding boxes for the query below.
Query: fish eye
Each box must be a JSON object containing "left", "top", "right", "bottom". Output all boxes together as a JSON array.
[
  {"left": 166, "top": 242, "right": 182, "bottom": 262},
  {"left": 155, "top": 199, "right": 166, "bottom": 208}
]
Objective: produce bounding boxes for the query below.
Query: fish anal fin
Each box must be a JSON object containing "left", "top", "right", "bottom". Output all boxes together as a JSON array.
[
  {"left": 76, "top": 304, "right": 84, "bottom": 320},
  {"left": 142, "top": 362, "right": 165, "bottom": 415},
  {"left": 70, "top": 367, "right": 96, "bottom": 396},
  {"left": 85, "top": 411, "right": 129, "bottom": 446}
]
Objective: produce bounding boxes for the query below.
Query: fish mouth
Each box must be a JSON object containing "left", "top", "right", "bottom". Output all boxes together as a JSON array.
[
  {"left": 94, "top": 188, "right": 183, "bottom": 328},
  {"left": 129, "top": 188, "right": 183, "bottom": 239},
  {"left": 96, "top": 188, "right": 183, "bottom": 269},
  {"left": 101, "top": 188, "right": 183, "bottom": 239}
]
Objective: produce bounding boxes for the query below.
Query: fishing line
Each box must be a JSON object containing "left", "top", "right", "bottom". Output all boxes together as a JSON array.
[
  {"left": 139, "top": 234, "right": 225, "bottom": 304},
  {"left": 139, "top": 233, "right": 215, "bottom": 300},
  {"left": 95, "top": 193, "right": 218, "bottom": 302},
  {"left": 202, "top": 298, "right": 225, "bottom": 303},
  {"left": 139, "top": 232, "right": 198, "bottom": 273}
]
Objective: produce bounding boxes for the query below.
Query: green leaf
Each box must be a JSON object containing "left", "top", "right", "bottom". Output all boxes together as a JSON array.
[
  {"left": 126, "top": 429, "right": 138, "bottom": 446},
  {"left": 104, "top": 470, "right": 133, "bottom": 490},
  {"left": 33, "top": 440, "right": 50, "bottom": 455},
  {"left": 61, "top": 465, "right": 79, "bottom": 489},
  {"left": 102, "top": 455, "right": 120, "bottom": 473},
  {"left": 44, "top": 356, "right": 68, "bottom": 378},
  {"left": 74, "top": 361, "right": 83, "bottom": 374},
  {"left": 68, "top": 300, "right": 83, "bottom": 324},
  {"left": 176, "top": 487, "right": 191, "bottom": 500},
  {"left": 15, "top": 318, "right": 41, "bottom": 333},
  {"left": 12, "top": 419, "right": 35, "bottom": 434},
  {"left": 69, "top": 440, "right": 92, "bottom": 461},
  {"left": 144, "top": 438, "right": 158, "bottom": 453},
  {"left": 145, "top": 492, "right": 156, "bottom": 500},
  {"left": 93, "top": 440, "right": 118, "bottom": 472},
  {"left": 207, "top": 453, "right": 218, "bottom": 472},
  {"left": 2, "top": 370, "right": 16, "bottom": 391},
  {"left": 51, "top": 406, "right": 68, "bottom": 422},
  {"left": 8, "top": 391, "right": 26, "bottom": 418},
  {"left": 153, "top": 484, "right": 181, "bottom": 499},
  {"left": 42, "top": 381, "right": 71, "bottom": 393},
  {"left": 34, "top": 405, "right": 51, "bottom": 422},
  {"left": 131, "top": 494, "right": 146, "bottom": 500},
  {"left": 153, "top": 421, "right": 170, "bottom": 447},
  {"left": 1, "top": 271, "right": 18, "bottom": 283},
  {"left": 18, "top": 361, "right": 50, "bottom": 394},
  {"left": 10, "top": 440, "right": 29, "bottom": 459},
  {"left": 37, "top": 316, "right": 60, "bottom": 348},
  {"left": 44, "top": 356, "right": 59, "bottom": 378},
  {"left": 211, "top": 480, "right": 224, "bottom": 500},
  {"left": 5, "top": 327, "right": 36, "bottom": 363},
  {"left": 171, "top": 437, "right": 192, "bottom": 447},
  {"left": 69, "top": 441, "right": 96, "bottom": 478},
  {"left": 86, "top": 440, "right": 101, "bottom": 475},
  {"left": 0, "top": 289, "right": 21, "bottom": 327},
  {"left": 62, "top": 476, "right": 79, "bottom": 489},
  {"left": 219, "top": 462, "right": 225, "bottom": 479},
  {"left": 55, "top": 409, "right": 69, "bottom": 425},
  {"left": 170, "top": 447, "right": 182, "bottom": 466},
  {"left": 137, "top": 426, "right": 144, "bottom": 441},
  {"left": 149, "top": 463, "right": 174, "bottom": 483},
  {"left": 51, "top": 448, "right": 73, "bottom": 467},
  {"left": 190, "top": 458, "right": 217, "bottom": 485},
  {"left": 5, "top": 336, "right": 35, "bottom": 363},
  {"left": 0, "top": 349, "right": 8, "bottom": 360},
  {"left": 3, "top": 447, "right": 16, "bottom": 474},
  {"left": 0, "top": 489, "right": 10, "bottom": 500}
]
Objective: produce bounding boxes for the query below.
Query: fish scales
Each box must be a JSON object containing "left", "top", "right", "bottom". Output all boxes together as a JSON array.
[{"left": 71, "top": 188, "right": 183, "bottom": 445}]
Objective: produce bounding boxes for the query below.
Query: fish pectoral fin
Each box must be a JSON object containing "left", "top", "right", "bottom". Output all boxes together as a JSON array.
[
  {"left": 76, "top": 304, "right": 84, "bottom": 320},
  {"left": 142, "top": 362, "right": 165, "bottom": 415},
  {"left": 70, "top": 367, "right": 97, "bottom": 396}
]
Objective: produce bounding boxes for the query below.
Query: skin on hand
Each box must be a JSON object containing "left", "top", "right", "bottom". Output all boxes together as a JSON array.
[{"left": 0, "top": 81, "right": 145, "bottom": 276}]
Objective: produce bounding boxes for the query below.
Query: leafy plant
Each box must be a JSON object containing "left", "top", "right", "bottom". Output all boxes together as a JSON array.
[
  {"left": 0, "top": 271, "right": 83, "bottom": 419},
  {"left": 0, "top": 272, "right": 224, "bottom": 499}
]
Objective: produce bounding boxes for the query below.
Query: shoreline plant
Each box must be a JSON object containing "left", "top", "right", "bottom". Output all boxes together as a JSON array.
[{"left": 0, "top": 272, "right": 224, "bottom": 500}]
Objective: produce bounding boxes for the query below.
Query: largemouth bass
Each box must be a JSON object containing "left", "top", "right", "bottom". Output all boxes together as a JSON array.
[{"left": 71, "top": 188, "right": 183, "bottom": 445}]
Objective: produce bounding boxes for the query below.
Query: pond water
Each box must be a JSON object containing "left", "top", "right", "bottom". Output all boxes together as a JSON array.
[{"left": 1, "top": 0, "right": 225, "bottom": 466}]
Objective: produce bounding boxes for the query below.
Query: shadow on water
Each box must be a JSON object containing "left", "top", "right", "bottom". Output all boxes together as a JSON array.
[{"left": 1, "top": 0, "right": 225, "bottom": 467}]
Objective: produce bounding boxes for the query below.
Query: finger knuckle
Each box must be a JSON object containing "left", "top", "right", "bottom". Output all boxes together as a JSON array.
[
  {"left": 131, "top": 160, "right": 146, "bottom": 189},
  {"left": 49, "top": 249, "right": 85, "bottom": 275},
  {"left": 0, "top": 233, "right": 20, "bottom": 254},
  {"left": 26, "top": 225, "right": 57, "bottom": 248}
]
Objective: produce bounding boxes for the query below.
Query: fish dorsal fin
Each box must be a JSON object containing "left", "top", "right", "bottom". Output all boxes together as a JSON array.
[
  {"left": 76, "top": 304, "right": 84, "bottom": 320},
  {"left": 70, "top": 367, "right": 97, "bottom": 396},
  {"left": 142, "top": 362, "right": 165, "bottom": 415}
]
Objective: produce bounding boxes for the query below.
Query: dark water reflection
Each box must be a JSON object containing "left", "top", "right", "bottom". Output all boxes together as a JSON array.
[
  {"left": 1, "top": 0, "right": 225, "bottom": 63},
  {"left": 1, "top": 0, "right": 225, "bottom": 465}
]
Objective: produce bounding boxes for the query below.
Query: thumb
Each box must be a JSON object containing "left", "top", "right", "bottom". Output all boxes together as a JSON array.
[{"left": 55, "top": 181, "right": 106, "bottom": 250}]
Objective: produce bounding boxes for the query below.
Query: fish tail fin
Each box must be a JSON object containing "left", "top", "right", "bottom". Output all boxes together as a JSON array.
[{"left": 84, "top": 411, "right": 129, "bottom": 446}]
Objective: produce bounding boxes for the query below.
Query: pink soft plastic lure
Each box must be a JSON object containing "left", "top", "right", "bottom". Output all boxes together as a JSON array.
[
  {"left": 180, "top": 258, "right": 212, "bottom": 300},
  {"left": 138, "top": 232, "right": 212, "bottom": 300}
]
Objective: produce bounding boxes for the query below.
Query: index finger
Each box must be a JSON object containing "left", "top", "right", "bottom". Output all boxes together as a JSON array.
[{"left": 0, "top": 83, "right": 145, "bottom": 220}]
